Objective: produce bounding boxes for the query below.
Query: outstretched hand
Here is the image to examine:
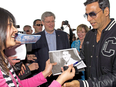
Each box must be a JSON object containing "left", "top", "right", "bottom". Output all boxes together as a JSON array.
[
  {"left": 42, "top": 59, "right": 57, "bottom": 78},
  {"left": 27, "top": 54, "right": 37, "bottom": 61},
  {"left": 28, "top": 62, "right": 39, "bottom": 71},
  {"left": 56, "top": 64, "right": 75, "bottom": 85},
  {"left": 62, "top": 80, "right": 80, "bottom": 87}
]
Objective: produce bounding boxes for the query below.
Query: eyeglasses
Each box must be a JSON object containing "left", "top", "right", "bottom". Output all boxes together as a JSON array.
[
  {"left": 84, "top": 10, "right": 102, "bottom": 19},
  {"left": 35, "top": 24, "right": 43, "bottom": 26}
]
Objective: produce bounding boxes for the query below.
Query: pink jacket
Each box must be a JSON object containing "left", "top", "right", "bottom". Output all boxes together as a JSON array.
[{"left": 0, "top": 69, "right": 61, "bottom": 87}]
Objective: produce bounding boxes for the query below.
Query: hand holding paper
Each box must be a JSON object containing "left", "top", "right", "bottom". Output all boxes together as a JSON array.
[{"left": 49, "top": 48, "right": 86, "bottom": 75}]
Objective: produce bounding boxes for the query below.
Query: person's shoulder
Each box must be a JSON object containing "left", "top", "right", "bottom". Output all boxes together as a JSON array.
[
  {"left": 0, "top": 69, "right": 8, "bottom": 87},
  {"left": 89, "top": 29, "right": 96, "bottom": 33},
  {"left": 33, "top": 31, "right": 44, "bottom": 35},
  {"left": 86, "top": 29, "right": 96, "bottom": 36},
  {"left": 72, "top": 40, "right": 80, "bottom": 43},
  {"left": 55, "top": 29, "right": 67, "bottom": 34}
]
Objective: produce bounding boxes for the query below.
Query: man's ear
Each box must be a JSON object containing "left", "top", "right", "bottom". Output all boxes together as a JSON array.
[
  {"left": 42, "top": 21, "right": 44, "bottom": 25},
  {"left": 104, "top": 7, "right": 109, "bottom": 17}
]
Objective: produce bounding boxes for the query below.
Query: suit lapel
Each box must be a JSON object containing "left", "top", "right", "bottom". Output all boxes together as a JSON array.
[
  {"left": 56, "top": 30, "right": 61, "bottom": 50},
  {"left": 43, "top": 30, "right": 49, "bottom": 51}
]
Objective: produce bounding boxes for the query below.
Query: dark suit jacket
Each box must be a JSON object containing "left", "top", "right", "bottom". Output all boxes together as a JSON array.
[{"left": 32, "top": 30, "right": 70, "bottom": 72}]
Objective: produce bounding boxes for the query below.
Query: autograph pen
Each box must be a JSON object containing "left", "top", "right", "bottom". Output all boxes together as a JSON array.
[
  {"left": 73, "top": 60, "right": 82, "bottom": 66},
  {"left": 60, "top": 60, "right": 82, "bottom": 72}
]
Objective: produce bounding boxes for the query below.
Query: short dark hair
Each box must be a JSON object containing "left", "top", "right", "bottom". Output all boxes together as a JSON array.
[
  {"left": 33, "top": 19, "right": 41, "bottom": 26},
  {"left": 84, "top": 0, "right": 110, "bottom": 12},
  {"left": 23, "top": 25, "right": 32, "bottom": 30}
]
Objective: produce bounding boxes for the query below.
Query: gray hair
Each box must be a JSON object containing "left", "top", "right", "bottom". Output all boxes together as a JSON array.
[{"left": 41, "top": 11, "right": 56, "bottom": 21}]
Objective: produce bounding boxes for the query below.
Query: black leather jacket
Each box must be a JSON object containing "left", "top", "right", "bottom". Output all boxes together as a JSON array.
[{"left": 79, "top": 19, "right": 116, "bottom": 87}]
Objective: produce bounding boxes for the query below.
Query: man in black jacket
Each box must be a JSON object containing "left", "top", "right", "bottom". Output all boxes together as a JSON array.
[{"left": 62, "top": 0, "right": 116, "bottom": 87}]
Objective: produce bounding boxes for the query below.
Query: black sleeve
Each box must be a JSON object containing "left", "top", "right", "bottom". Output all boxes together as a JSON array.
[{"left": 69, "top": 28, "right": 73, "bottom": 46}]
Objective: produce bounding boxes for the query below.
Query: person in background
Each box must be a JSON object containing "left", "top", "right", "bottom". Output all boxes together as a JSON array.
[
  {"left": 23, "top": 25, "right": 33, "bottom": 34},
  {"left": 62, "top": 0, "right": 116, "bottom": 87},
  {"left": 0, "top": 7, "right": 76, "bottom": 87},
  {"left": 71, "top": 24, "right": 89, "bottom": 80},
  {"left": 32, "top": 11, "right": 70, "bottom": 87},
  {"left": 61, "top": 21, "right": 73, "bottom": 47},
  {"left": 71, "top": 24, "right": 90, "bottom": 54},
  {"left": 72, "top": 33, "right": 76, "bottom": 42},
  {"left": 23, "top": 25, "right": 39, "bottom": 79},
  {"left": 23, "top": 25, "right": 34, "bottom": 54},
  {"left": 33, "top": 19, "right": 43, "bottom": 33}
]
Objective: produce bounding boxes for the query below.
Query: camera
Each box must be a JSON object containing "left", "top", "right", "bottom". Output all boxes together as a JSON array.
[
  {"left": 18, "top": 31, "right": 26, "bottom": 34},
  {"left": 63, "top": 66, "right": 78, "bottom": 74},
  {"left": 63, "top": 20, "right": 68, "bottom": 25},
  {"left": 15, "top": 25, "right": 20, "bottom": 28}
]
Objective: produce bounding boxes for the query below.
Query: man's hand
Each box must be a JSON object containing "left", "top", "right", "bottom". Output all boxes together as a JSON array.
[
  {"left": 67, "top": 24, "right": 71, "bottom": 29},
  {"left": 27, "top": 54, "right": 37, "bottom": 61},
  {"left": 61, "top": 21, "right": 65, "bottom": 26},
  {"left": 63, "top": 80, "right": 80, "bottom": 87}
]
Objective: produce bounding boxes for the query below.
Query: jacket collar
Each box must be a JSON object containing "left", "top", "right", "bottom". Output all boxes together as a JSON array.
[{"left": 105, "top": 18, "right": 116, "bottom": 31}]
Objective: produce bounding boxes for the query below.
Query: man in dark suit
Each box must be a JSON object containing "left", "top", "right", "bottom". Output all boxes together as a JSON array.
[{"left": 32, "top": 11, "right": 70, "bottom": 87}]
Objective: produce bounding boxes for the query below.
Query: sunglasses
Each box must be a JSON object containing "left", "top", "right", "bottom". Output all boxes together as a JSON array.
[
  {"left": 25, "top": 30, "right": 30, "bottom": 32},
  {"left": 84, "top": 10, "right": 102, "bottom": 19},
  {"left": 35, "top": 24, "right": 43, "bottom": 26}
]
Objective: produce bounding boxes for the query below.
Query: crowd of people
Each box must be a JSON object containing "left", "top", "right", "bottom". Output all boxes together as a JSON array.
[{"left": 0, "top": 0, "right": 116, "bottom": 87}]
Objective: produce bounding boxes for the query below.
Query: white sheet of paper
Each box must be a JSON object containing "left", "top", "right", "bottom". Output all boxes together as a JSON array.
[
  {"left": 5, "top": 44, "right": 26, "bottom": 60},
  {"left": 49, "top": 48, "right": 86, "bottom": 75}
]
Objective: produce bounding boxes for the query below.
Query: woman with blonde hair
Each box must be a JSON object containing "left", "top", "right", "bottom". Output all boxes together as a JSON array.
[
  {"left": 71, "top": 24, "right": 90, "bottom": 53},
  {"left": 71, "top": 24, "right": 90, "bottom": 80}
]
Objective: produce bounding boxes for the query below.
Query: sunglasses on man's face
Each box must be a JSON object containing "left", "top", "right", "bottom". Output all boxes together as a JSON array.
[
  {"left": 84, "top": 10, "right": 102, "bottom": 19},
  {"left": 35, "top": 24, "right": 43, "bottom": 26},
  {"left": 25, "top": 30, "right": 30, "bottom": 32}
]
